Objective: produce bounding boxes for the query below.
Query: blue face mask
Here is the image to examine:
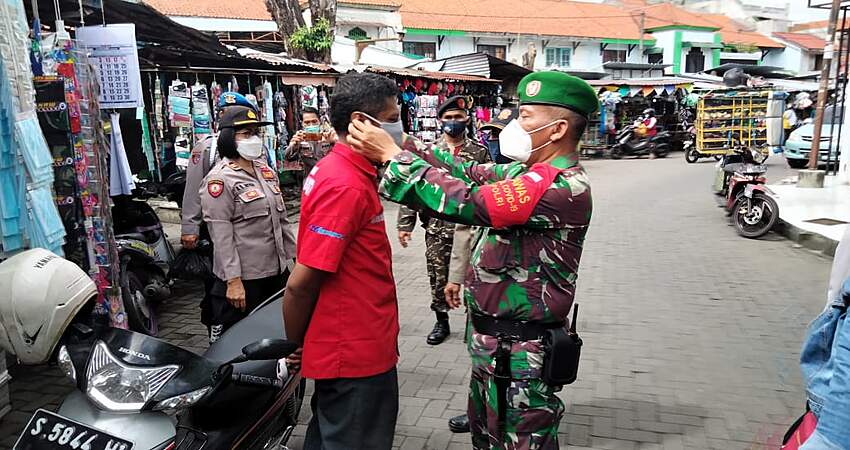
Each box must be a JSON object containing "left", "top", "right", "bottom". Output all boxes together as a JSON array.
[{"left": 487, "top": 139, "right": 511, "bottom": 164}]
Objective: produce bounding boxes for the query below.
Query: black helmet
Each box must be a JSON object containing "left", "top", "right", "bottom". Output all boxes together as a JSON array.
[{"left": 643, "top": 108, "right": 656, "bottom": 117}]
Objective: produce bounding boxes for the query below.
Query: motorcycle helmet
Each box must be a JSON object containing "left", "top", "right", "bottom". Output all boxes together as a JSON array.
[
  {"left": 643, "top": 108, "right": 656, "bottom": 117},
  {"left": 0, "top": 249, "right": 97, "bottom": 364}
]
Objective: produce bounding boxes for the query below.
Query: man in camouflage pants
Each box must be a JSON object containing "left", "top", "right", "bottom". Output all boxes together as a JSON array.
[
  {"left": 348, "top": 71, "right": 597, "bottom": 449},
  {"left": 397, "top": 96, "right": 490, "bottom": 346}
]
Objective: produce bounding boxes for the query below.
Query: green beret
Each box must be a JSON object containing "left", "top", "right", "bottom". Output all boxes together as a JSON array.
[{"left": 518, "top": 71, "right": 599, "bottom": 117}]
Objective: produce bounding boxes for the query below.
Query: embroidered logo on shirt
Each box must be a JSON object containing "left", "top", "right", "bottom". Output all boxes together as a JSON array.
[
  {"left": 309, "top": 225, "right": 345, "bottom": 240},
  {"left": 191, "top": 152, "right": 201, "bottom": 165},
  {"left": 303, "top": 176, "right": 315, "bottom": 195},
  {"left": 208, "top": 180, "right": 224, "bottom": 198},
  {"left": 370, "top": 213, "right": 384, "bottom": 224}
]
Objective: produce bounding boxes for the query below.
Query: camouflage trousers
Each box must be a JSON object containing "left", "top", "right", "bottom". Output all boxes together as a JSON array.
[
  {"left": 424, "top": 221, "right": 454, "bottom": 313},
  {"left": 468, "top": 368, "right": 564, "bottom": 450}
]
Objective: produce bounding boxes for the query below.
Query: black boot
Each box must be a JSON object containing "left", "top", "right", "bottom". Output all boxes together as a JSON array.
[
  {"left": 448, "top": 414, "right": 470, "bottom": 433},
  {"left": 426, "top": 320, "right": 450, "bottom": 345}
]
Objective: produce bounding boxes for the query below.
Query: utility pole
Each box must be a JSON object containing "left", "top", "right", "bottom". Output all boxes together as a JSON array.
[
  {"left": 808, "top": 0, "right": 842, "bottom": 170},
  {"left": 638, "top": 11, "right": 646, "bottom": 60}
]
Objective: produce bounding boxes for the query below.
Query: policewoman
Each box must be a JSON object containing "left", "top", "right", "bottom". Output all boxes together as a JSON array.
[
  {"left": 200, "top": 106, "right": 296, "bottom": 342},
  {"left": 347, "top": 71, "right": 597, "bottom": 450}
]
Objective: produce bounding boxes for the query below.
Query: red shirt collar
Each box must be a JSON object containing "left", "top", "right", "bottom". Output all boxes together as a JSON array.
[{"left": 332, "top": 142, "right": 377, "bottom": 177}]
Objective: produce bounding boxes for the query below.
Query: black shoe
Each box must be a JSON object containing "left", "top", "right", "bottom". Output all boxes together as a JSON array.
[
  {"left": 448, "top": 414, "right": 470, "bottom": 433},
  {"left": 426, "top": 320, "right": 450, "bottom": 345}
]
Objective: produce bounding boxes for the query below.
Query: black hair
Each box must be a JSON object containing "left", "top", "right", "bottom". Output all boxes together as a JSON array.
[
  {"left": 302, "top": 107, "right": 320, "bottom": 119},
  {"left": 567, "top": 113, "right": 588, "bottom": 143},
  {"left": 217, "top": 127, "right": 239, "bottom": 159},
  {"left": 330, "top": 73, "right": 398, "bottom": 134}
]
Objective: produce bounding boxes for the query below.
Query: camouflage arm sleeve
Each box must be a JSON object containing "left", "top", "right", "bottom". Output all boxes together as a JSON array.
[
  {"left": 399, "top": 134, "right": 516, "bottom": 185},
  {"left": 397, "top": 206, "right": 418, "bottom": 232},
  {"left": 381, "top": 151, "right": 589, "bottom": 230}
]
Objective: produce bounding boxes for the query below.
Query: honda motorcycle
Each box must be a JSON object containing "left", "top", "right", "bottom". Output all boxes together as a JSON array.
[
  {"left": 0, "top": 249, "right": 304, "bottom": 450},
  {"left": 610, "top": 124, "right": 671, "bottom": 159},
  {"left": 713, "top": 147, "right": 779, "bottom": 239}
]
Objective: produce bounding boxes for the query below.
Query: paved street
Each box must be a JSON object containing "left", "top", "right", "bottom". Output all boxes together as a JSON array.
[{"left": 0, "top": 152, "right": 832, "bottom": 449}]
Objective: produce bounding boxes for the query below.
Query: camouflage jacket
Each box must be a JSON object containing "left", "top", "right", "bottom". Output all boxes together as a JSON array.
[
  {"left": 397, "top": 137, "right": 490, "bottom": 233},
  {"left": 381, "top": 136, "right": 592, "bottom": 377}
]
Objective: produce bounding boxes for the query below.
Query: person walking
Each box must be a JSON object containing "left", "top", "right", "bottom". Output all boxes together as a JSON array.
[
  {"left": 397, "top": 96, "right": 490, "bottom": 346},
  {"left": 347, "top": 71, "right": 597, "bottom": 450},
  {"left": 180, "top": 92, "right": 258, "bottom": 340},
  {"left": 282, "top": 73, "right": 401, "bottom": 450},
  {"left": 200, "top": 106, "right": 296, "bottom": 342}
]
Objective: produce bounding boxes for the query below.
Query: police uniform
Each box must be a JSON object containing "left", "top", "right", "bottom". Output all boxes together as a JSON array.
[
  {"left": 380, "top": 72, "right": 598, "bottom": 449},
  {"left": 199, "top": 108, "right": 297, "bottom": 342},
  {"left": 397, "top": 95, "right": 490, "bottom": 345},
  {"left": 181, "top": 92, "right": 258, "bottom": 331}
]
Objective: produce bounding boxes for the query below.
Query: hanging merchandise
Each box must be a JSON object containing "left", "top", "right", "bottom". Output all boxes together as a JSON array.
[
  {"left": 262, "top": 81, "right": 277, "bottom": 170},
  {"left": 210, "top": 80, "right": 223, "bottom": 128},
  {"left": 108, "top": 112, "right": 135, "bottom": 196},
  {"left": 169, "top": 79, "right": 192, "bottom": 168},
  {"left": 301, "top": 85, "right": 318, "bottom": 109},
  {"left": 413, "top": 95, "right": 440, "bottom": 143},
  {"left": 191, "top": 83, "right": 211, "bottom": 137},
  {"left": 75, "top": 24, "right": 143, "bottom": 109}
]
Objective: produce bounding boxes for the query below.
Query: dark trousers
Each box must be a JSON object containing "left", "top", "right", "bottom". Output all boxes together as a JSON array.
[
  {"left": 207, "top": 272, "right": 287, "bottom": 342},
  {"left": 304, "top": 368, "right": 399, "bottom": 450}
]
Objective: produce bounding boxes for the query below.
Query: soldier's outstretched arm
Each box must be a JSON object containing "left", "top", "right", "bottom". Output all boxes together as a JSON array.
[
  {"left": 398, "top": 134, "right": 517, "bottom": 185},
  {"left": 380, "top": 150, "right": 590, "bottom": 230}
]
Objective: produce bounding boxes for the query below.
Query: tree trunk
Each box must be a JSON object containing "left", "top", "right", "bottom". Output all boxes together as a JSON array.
[
  {"left": 264, "top": 0, "right": 307, "bottom": 59},
  {"left": 308, "top": 0, "right": 336, "bottom": 63}
]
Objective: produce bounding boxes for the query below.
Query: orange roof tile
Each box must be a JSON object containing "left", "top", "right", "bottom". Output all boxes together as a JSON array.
[
  {"left": 144, "top": 0, "right": 272, "bottom": 20},
  {"left": 701, "top": 14, "right": 783, "bottom": 48},
  {"left": 145, "top": 0, "right": 399, "bottom": 20},
  {"left": 400, "top": 0, "right": 653, "bottom": 40},
  {"left": 774, "top": 32, "right": 827, "bottom": 51},
  {"left": 790, "top": 20, "right": 828, "bottom": 32},
  {"left": 635, "top": 3, "right": 721, "bottom": 30}
]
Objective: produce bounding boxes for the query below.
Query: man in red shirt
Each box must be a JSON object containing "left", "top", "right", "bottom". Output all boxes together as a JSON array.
[{"left": 282, "top": 73, "right": 401, "bottom": 450}]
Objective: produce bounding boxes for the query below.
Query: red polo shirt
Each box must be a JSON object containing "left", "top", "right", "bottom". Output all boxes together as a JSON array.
[{"left": 297, "top": 143, "right": 399, "bottom": 379}]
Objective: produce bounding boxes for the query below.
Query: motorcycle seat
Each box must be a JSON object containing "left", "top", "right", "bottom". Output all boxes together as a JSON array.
[
  {"left": 115, "top": 231, "right": 160, "bottom": 245},
  {"left": 204, "top": 295, "right": 286, "bottom": 378}
]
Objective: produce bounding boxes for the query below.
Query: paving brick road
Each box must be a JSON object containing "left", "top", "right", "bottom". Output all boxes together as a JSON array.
[{"left": 0, "top": 152, "right": 832, "bottom": 449}]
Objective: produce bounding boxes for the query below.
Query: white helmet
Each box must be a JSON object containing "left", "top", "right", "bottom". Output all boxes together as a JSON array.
[{"left": 0, "top": 249, "right": 97, "bottom": 364}]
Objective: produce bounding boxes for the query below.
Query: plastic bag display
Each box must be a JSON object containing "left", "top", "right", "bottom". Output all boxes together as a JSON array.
[{"left": 170, "top": 242, "right": 212, "bottom": 280}]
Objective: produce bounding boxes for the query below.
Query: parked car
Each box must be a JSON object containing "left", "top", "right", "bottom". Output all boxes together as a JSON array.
[{"left": 784, "top": 106, "right": 843, "bottom": 169}]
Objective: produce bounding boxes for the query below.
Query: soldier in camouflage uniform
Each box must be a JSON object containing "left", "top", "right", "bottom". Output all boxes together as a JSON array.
[
  {"left": 397, "top": 96, "right": 490, "bottom": 345},
  {"left": 347, "top": 71, "right": 598, "bottom": 449}
]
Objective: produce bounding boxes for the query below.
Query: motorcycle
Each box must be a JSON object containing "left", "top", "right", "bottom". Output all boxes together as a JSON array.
[
  {"left": 1, "top": 250, "right": 304, "bottom": 450},
  {"left": 112, "top": 182, "right": 176, "bottom": 336},
  {"left": 713, "top": 147, "right": 779, "bottom": 239},
  {"left": 610, "top": 124, "right": 671, "bottom": 159}
]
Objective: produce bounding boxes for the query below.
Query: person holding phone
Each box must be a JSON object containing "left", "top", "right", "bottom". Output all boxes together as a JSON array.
[{"left": 285, "top": 107, "right": 336, "bottom": 180}]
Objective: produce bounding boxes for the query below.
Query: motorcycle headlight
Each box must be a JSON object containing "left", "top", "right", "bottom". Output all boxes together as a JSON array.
[
  {"left": 85, "top": 341, "right": 179, "bottom": 412},
  {"left": 154, "top": 386, "right": 211, "bottom": 412},
  {"left": 57, "top": 345, "right": 76, "bottom": 383}
]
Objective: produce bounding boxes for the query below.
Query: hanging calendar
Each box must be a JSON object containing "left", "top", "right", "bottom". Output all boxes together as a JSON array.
[{"left": 75, "top": 24, "right": 143, "bottom": 109}]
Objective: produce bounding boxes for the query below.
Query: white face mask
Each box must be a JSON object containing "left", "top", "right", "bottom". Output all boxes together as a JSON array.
[
  {"left": 498, "top": 119, "right": 565, "bottom": 163},
  {"left": 236, "top": 135, "right": 264, "bottom": 160},
  {"left": 358, "top": 112, "right": 405, "bottom": 147}
]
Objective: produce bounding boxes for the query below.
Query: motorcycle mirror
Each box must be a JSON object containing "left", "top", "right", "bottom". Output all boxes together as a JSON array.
[{"left": 241, "top": 339, "right": 299, "bottom": 361}]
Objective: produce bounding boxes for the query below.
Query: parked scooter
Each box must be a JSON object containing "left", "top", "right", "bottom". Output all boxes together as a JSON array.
[
  {"left": 712, "top": 146, "right": 779, "bottom": 239},
  {"left": 0, "top": 249, "right": 304, "bottom": 450},
  {"left": 112, "top": 181, "right": 176, "bottom": 336},
  {"left": 610, "top": 124, "right": 671, "bottom": 159}
]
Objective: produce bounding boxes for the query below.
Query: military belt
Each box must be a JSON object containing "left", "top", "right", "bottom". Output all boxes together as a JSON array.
[{"left": 471, "top": 313, "right": 563, "bottom": 341}]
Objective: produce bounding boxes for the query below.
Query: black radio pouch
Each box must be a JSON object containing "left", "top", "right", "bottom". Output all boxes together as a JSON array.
[{"left": 541, "top": 304, "right": 582, "bottom": 386}]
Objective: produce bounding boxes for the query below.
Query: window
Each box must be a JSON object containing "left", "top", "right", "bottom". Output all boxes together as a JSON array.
[
  {"left": 346, "top": 27, "right": 369, "bottom": 41},
  {"left": 603, "top": 49, "right": 627, "bottom": 63},
  {"left": 813, "top": 54, "right": 824, "bottom": 71},
  {"left": 477, "top": 44, "right": 507, "bottom": 60},
  {"left": 545, "top": 47, "right": 571, "bottom": 68},
  {"left": 685, "top": 47, "right": 705, "bottom": 73},
  {"left": 648, "top": 53, "right": 663, "bottom": 64},
  {"left": 403, "top": 41, "right": 437, "bottom": 59}
]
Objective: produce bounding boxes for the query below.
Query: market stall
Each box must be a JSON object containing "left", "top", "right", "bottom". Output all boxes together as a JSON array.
[{"left": 587, "top": 77, "right": 694, "bottom": 157}]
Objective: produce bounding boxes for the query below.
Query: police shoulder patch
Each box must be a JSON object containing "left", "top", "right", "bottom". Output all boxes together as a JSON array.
[
  {"left": 208, "top": 179, "right": 224, "bottom": 198},
  {"left": 260, "top": 166, "right": 276, "bottom": 180},
  {"left": 228, "top": 161, "right": 242, "bottom": 171}
]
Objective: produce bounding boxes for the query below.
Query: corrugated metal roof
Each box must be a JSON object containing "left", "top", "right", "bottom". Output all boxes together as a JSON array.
[
  {"left": 587, "top": 77, "right": 694, "bottom": 87},
  {"left": 440, "top": 53, "right": 491, "bottom": 78}
]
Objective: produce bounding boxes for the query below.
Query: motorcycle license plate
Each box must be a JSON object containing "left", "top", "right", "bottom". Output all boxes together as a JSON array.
[{"left": 14, "top": 409, "right": 134, "bottom": 450}]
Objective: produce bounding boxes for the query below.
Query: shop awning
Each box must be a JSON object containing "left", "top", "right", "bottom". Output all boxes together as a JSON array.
[
  {"left": 643, "top": 47, "right": 664, "bottom": 55},
  {"left": 683, "top": 42, "right": 724, "bottom": 49}
]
